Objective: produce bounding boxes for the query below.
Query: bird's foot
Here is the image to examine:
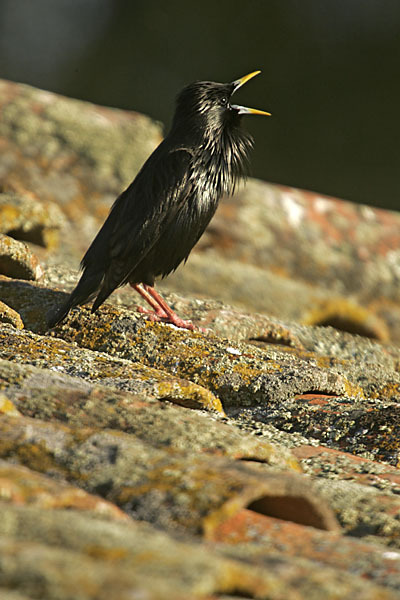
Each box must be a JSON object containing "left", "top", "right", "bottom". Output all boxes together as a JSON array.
[
  {"left": 136, "top": 304, "right": 169, "bottom": 319},
  {"left": 140, "top": 309, "right": 201, "bottom": 331},
  {"left": 162, "top": 313, "right": 199, "bottom": 331},
  {"left": 132, "top": 283, "right": 206, "bottom": 332}
]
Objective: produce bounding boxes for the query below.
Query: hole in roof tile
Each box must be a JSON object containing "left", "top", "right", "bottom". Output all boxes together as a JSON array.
[
  {"left": 248, "top": 334, "right": 295, "bottom": 348},
  {"left": 316, "top": 316, "right": 380, "bottom": 339},
  {"left": 305, "top": 300, "right": 389, "bottom": 341},
  {"left": 247, "top": 495, "right": 333, "bottom": 530}
]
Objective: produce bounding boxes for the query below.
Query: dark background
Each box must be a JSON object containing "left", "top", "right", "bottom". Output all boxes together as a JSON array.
[{"left": 1, "top": 0, "right": 399, "bottom": 210}]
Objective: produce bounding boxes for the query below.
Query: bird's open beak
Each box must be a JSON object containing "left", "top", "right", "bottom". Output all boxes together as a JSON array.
[{"left": 231, "top": 70, "right": 271, "bottom": 116}]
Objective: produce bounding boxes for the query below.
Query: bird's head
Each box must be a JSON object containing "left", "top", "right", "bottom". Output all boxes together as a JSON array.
[{"left": 172, "top": 70, "right": 270, "bottom": 139}]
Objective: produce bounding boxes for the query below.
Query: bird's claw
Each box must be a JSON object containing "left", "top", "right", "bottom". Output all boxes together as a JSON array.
[
  {"left": 136, "top": 305, "right": 169, "bottom": 319},
  {"left": 137, "top": 307, "right": 204, "bottom": 332}
]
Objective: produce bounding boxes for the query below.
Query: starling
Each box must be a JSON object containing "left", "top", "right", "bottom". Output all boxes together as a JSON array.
[{"left": 48, "top": 70, "right": 270, "bottom": 330}]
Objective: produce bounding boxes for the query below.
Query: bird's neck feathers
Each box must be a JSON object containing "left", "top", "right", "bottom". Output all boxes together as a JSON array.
[
  {"left": 198, "top": 121, "right": 254, "bottom": 197},
  {"left": 171, "top": 117, "right": 254, "bottom": 197}
]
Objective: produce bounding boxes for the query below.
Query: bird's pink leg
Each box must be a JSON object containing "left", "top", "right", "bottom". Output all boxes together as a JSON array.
[
  {"left": 130, "top": 283, "right": 168, "bottom": 318},
  {"left": 130, "top": 283, "right": 198, "bottom": 331},
  {"left": 145, "top": 285, "right": 198, "bottom": 330}
]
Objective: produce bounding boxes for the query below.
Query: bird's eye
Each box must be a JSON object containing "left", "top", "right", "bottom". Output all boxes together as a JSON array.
[{"left": 220, "top": 96, "right": 228, "bottom": 106}]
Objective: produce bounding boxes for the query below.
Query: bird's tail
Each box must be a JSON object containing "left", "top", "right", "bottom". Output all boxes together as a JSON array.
[{"left": 47, "top": 269, "right": 104, "bottom": 328}]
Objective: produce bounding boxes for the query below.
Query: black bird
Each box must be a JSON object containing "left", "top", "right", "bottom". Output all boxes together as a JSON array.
[{"left": 48, "top": 70, "right": 270, "bottom": 330}]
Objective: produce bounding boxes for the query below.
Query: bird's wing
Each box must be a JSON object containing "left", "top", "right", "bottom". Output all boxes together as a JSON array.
[{"left": 95, "top": 145, "right": 194, "bottom": 295}]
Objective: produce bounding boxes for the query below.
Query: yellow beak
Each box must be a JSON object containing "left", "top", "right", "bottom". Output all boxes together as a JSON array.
[
  {"left": 231, "top": 70, "right": 271, "bottom": 117},
  {"left": 232, "top": 70, "right": 262, "bottom": 90}
]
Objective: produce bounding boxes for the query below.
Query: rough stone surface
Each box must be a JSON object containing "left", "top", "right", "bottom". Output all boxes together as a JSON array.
[
  {"left": 0, "top": 413, "right": 338, "bottom": 535},
  {"left": 0, "top": 192, "right": 66, "bottom": 250},
  {"left": 0, "top": 359, "right": 296, "bottom": 468},
  {"left": 0, "top": 300, "right": 23, "bottom": 329},
  {"left": 0, "top": 323, "right": 223, "bottom": 413},
  {"left": 0, "top": 233, "right": 43, "bottom": 280},
  {"left": 0, "top": 505, "right": 395, "bottom": 600},
  {"left": 1, "top": 79, "right": 400, "bottom": 599},
  {"left": 202, "top": 179, "right": 400, "bottom": 304},
  {"left": 165, "top": 250, "right": 392, "bottom": 341},
  {"left": 0, "top": 78, "right": 163, "bottom": 262},
  {"left": 0, "top": 460, "right": 128, "bottom": 520}
]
